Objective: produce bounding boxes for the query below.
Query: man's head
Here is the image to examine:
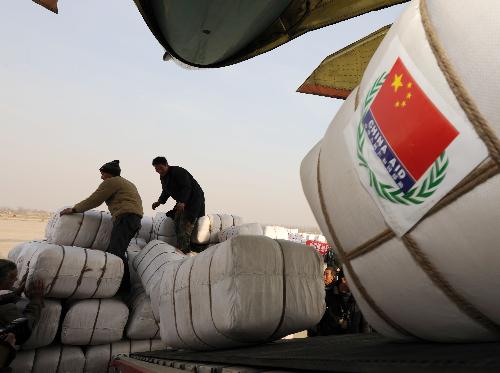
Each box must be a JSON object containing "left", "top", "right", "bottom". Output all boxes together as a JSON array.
[
  {"left": 323, "top": 267, "right": 335, "bottom": 286},
  {"left": 0, "top": 260, "right": 18, "bottom": 290},
  {"left": 152, "top": 156, "right": 169, "bottom": 176},
  {"left": 99, "top": 160, "right": 121, "bottom": 180}
]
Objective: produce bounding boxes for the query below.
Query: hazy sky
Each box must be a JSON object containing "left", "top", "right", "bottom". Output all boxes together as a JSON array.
[{"left": 0, "top": 1, "right": 404, "bottom": 227}]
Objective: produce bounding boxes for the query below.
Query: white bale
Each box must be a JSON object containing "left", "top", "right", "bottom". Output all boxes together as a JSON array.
[
  {"left": 61, "top": 298, "right": 129, "bottom": 345},
  {"left": 46, "top": 209, "right": 113, "bottom": 251},
  {"left": 128, "top": 237, "right": 147, "bottom": 249},
  {"left": 125, "top": 286, "right": 160, "bottom": 340},
  {"left": 263, "top": 226, "right": 290, "bottom": 240},
  {"left": 151, "top": 212, "right": 177, "bottom": 245},
  {"left": 135, "top": 216, "right": 154, "bottom": 243},
  {"left": 8, "top": 240, "right": 45, "bottom": 266},
  {"left": 288, "top": 233, "right": 327, "bottom": 244},
  {"left": 132, "top": 240, "right": 186, "bottom": 321},
  {"left": 16, "top": 298, "right": 61, "bottom": 349},
  {"left": 14, "top": 242, "right": 123, "bottom": 299},
  {"left": 301, "top": 0, "right": 500, "bottom": 342},
  {"left": 11, "top": 345, "right": 85, "bottom": 373},
  {"left": 159, "top": 235, "right": 325, "bottom": 350},
  {"left": 127, "top": 249, "right": 141, "bottom": 288},
  {"left": 217, "top": 223, "right": 264, "bottom": 242},
  {"left": 83, "top": 339, "right": 166, "bottom": 373},
  {"left": 193, "top": 214, "right": 244, "bottom": 244}
]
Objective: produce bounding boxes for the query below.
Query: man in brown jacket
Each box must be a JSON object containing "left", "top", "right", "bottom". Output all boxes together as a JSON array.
[{"left": 60, "top": 160, "right": 143, "bottom": 291}]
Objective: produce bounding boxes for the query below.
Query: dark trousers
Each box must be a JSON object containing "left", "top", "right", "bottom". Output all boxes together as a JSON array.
[
  {"left": 108, "top": 213, "right": 142, "bottom": 292},
  {"left": 174, "top": 210, "right": 197, "bottom": 254}
]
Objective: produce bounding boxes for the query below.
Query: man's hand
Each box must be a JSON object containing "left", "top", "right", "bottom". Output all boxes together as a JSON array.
[
  {"left": 176, "top": 202, "right": 186, "bottom": 212},
  {"left": 152, "top": 201, "right": 161, "bottom": 210},
  {"left": 25, "top": 279, "right": 45, "bottom": 301},
  {"left": 60, "top": 208, "right": 74, "bottom": 216}
]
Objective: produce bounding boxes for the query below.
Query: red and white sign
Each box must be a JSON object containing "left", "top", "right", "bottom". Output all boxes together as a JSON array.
[{"left": 306, "top": 240, "right": 331, "bottom": 256}]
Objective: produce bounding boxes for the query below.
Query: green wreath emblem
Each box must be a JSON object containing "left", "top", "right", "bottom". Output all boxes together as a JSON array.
[{"left": 356, "top": 72, "right": 449, "bottom": 205}]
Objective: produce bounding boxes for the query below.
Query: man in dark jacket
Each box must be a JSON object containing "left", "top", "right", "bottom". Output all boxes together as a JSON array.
[{"left": 151, "top": 156, "right": 205, "bottom": 253}]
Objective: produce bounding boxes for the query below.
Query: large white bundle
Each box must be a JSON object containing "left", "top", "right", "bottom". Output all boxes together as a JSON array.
[
  {"left": 132, "top": 240, "right": 186, "bottom": 321},
  {"left": 127, "top": 249, "right": 141, "bottom": 287},
  {"left": 128, "top": 236, "right": 147, "bottom": 249},
  {"left": 10, "top": 345, "right": 85, "bottom": 373},
  {"left": 13, "top": 242, "right": 123, "bottom": 299},
  {"left": 217, "top": 223, "right": 264, "bottom": 242},
  {"left": 125, "top": 286, "right": 160, "bottom": 340},
  {"left": 301, "top": 0, "right": 500, "bottom": 342},
  {"left": 17, "top": 298, "right": 61, "bottom": 349},
  {"left": 8, "top": 240, "right": 45, "bottom": 265},
  {"left": 288, "top": 232, "right": 327, "bottom": 244},
  {"left": 61, "top": 299, "right": 129, "bottom": 345},
  {"left": 159, "top": 235, "right": 324, "bottom": 350},
  {"left": 46, "top": 209, "right": 113, "bottom": 251},
  {"left": 151, "top": 212, "right": 177, "bottom": 245},
  {"left": 135, "top": 215, "right": 154, "bottom": 243},
  {"left": 83, "top": 339, "right": 166, "bottom": 373},
  {"left": 262, "top": 225, "right": 290, "bottom": 240},
  {"left": 193, "top": 214, "right": 243, "bottom": 244}
]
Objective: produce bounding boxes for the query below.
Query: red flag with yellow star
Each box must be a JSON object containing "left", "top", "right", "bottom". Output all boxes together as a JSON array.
[{"left": 364, "top": 57, "right": 458, "bottom": 192}]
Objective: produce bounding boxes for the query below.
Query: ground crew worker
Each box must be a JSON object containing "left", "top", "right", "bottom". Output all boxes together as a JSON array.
[
  {"left": 151, "top": 156, "right": 205, "bottom": 254},
  {"left": 0, "top": 259, "right": 44, "bottom": 369},
  {"left": 60, "top": 160, "right": 143, "bottom": 291}
]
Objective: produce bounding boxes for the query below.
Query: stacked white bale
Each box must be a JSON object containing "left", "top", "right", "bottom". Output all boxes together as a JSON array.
[
  {"left": 13, "top": 242, "right": 123, "bottom": 299},
  {"left": 127, "top": 247, "right": 141, "bottom": 286},
  {"left": 151, "top": 212, "right": 177, "bottom": 246},
  {"left": 16, "top": 298, "right": 62, "bottom": 350},
  {"left": 128, "top": 236, "right": 147, "bottom": 249},
  {"left": 10, "top": 345, "right": 85, "bottom": 373},
  {"left": 46, "top": 209, "right": 113, "bottom": 251},
  {"left": 135, "top": 216, "right": 154, "bottom": 243},
  {"left": 83, "top": 339, "right": 166, "bottom": 373},
  {"left": 288, "top": 233, "right": 327, "bottom": 244},
  {"left": 158, "top": 235, "right": 325, "bottom": 350},
  {"left": 262, "top": 225, "right": 290, "bottom": 240},
  {"left": 125, "top": 286, "right": 160, "bottom": 340},
  {"left": 7, "top": 240, "right": 45, "bottom": 268},
  {"left": 217, "top": 223, "right": 264, "bottom": 242},
  {"left": 301, "top": 0, "right": 500, "bottom": 342},
  {"left": 193, "top": 214, "right": 244, "bottom": 245},
  {"left": 61, "top": 299, "right": 129, "bottom": 345},
  {"left": 132, "top": 240, "right": 186, "bottom": 321},
  {"left": 125, "top": 247, "right": 160, "bottom": 339}
]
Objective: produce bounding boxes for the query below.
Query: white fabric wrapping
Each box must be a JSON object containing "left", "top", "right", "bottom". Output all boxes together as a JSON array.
[
  {"left": 10, "top": 345, "right": 85, "bottom": 373},
  {"left": 13, "top": 242, "right": 123, "bottom": 299},
  {"left": 158, "top": 235, "right": 325, "bottom": 350},
  {"left": 125, "top": 286, "right": 160, "bottom": 340},
  {"left": 128, "top": 237, "right": 147, "bottom": 249},
  {"left": 151, "top": 212, "right": 177, "bottom": 245},
  {"left": 16, "top": 298, "right": 61, "bottom": 349},
  {"left": 132, "top": 240, "right": 186, "bottom": 321},
  {"left": 127, "top": 249, "right": 141, "bottom": 288},
  {"left": 300, "top": 0, "right": 500, "bottom": 342},
  {"left": 193, "top": 214, "right": 244, "bottom": 244},
  {"left": 8, "top": 240, "right": 45, "bottom": 265},
  {"left": 61, "top": 299, "right": 129, "bottom": 345},
  {"left": 262, "top": 226, "right": 290, "bottom": 240},
  {"left": 217, "top": 223, "right": 264, "bottom": 242},
  {"left": 83, "top": 339, "right": 166, "bottom": 373},
  {"left": 135, "top": 216, "right": 154, "bottom": 243},
  {"left": 46, "top": 209, "right": 113, "bottom": 251},
  {"left": 288, "top": 233, "right": 327, "bottom": 244}
]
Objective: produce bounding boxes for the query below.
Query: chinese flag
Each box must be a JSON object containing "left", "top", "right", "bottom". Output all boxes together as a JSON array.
[{"left": 370, "top": 57, "right": 458, "bottom": 181}]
